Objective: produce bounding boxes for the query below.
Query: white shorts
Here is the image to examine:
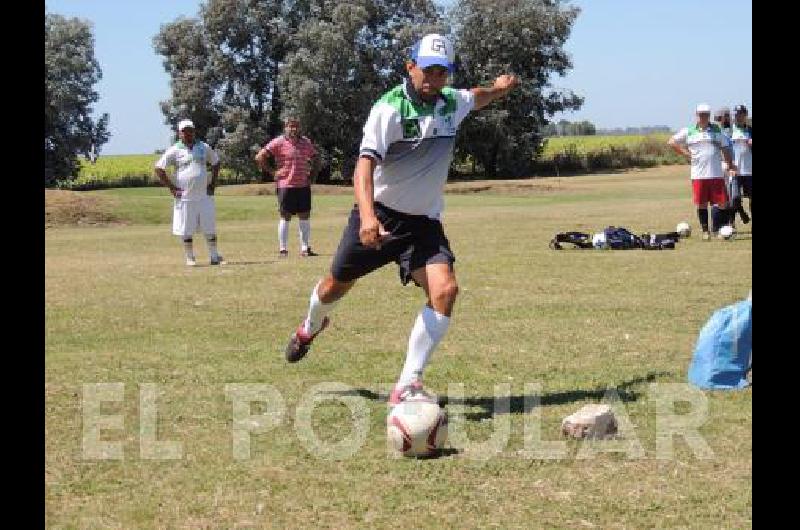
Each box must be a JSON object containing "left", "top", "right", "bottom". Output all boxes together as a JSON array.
[{"left": 172, "top": 196, "right": 216, "bottom": 237}]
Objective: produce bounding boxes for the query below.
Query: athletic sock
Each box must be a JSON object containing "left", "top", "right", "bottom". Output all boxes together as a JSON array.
[
  {"left": 697, "top": 208, "right": 709, "bottom": 233},
  {"left": 278, "top": 219, "right": 289, "bottom": 251},
  {"left": 206, "top": 234, "right": 219, "bottom": 259},
  {"left": 397, "top": 306, "right": 450, "bottom": 388},
  {"left": 299, "top": 219, "right": 311, "bottom": 251},
  {"left": 303, "top": 281, "right": 337, "bottom": 335}
]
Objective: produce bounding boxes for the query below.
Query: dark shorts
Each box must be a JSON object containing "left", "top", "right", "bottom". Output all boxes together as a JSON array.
[
  {"left": 330, "top": 202, "right": 456, "bottom": 286},
  {"left": 739, "top": 174, "right": 752, "bottom": 198},
  {"left": 277, "top": 186, "right": 311, "bottom": 215}
]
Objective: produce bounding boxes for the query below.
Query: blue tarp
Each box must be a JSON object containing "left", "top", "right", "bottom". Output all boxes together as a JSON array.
[{"left": 688, "top": 299, "right": 752, "bottom": 390}]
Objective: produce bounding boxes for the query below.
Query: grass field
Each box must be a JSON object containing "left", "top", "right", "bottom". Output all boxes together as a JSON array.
[{"left": 45, "top": 165, "right": 751, "bottom": 528}]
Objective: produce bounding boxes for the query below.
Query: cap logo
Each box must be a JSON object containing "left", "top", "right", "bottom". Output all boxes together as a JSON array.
[{"left": 430, "top": 38, "right": 447, "bottom": 53}]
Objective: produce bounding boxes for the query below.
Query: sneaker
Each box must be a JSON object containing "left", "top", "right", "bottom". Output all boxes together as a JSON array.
[
  {"left": 186, "top": 256, "right": 197, "bottom": 267},
  {"left": 285, "top": 317, "right": 330, "bottom": 363},
  {"left": 701, "top": 232, "right": 711, "bottom": 241},
  {"left": 210, "top": 255, "right": 226, "bottom": 266},
  {"left": 388, "top": 379, "right": 436, "bottom": 408},
  {"left": 300, "top": 248, "right": 318, "bottom": 257},
  {"left": 278, "top": 249, "right": 289, "bottom": 258}
]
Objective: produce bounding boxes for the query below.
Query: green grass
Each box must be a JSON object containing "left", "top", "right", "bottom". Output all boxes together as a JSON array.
[{"left": 46, "top": 165, "right": 751, "bottom": 528}]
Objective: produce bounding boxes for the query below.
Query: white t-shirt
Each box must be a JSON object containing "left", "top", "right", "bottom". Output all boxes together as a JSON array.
[
  {"left": 359, "top": 80, "right": 475, "bottom": 219},
  {"left": 155, "top": 141, "right": 220, "bottom": 201},
  {"left": 670, "top": 124, "right": 731, "bottom": 180},
  {"left": 730, "top": 124, "right": 752, "bottom": 176}
]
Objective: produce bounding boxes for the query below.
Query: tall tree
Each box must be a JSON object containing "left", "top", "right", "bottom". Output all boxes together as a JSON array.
[
  {"left": 279, "top": 0, "right": 442, "bottom": 181},
  {"left": 154, "top": 0, "right": 441, "bottom": 181},
  {"left": 45, "top": 13, "right": 110, "bottom": 185},
  {"left": 450, "top": 0, "right": 583, "bottom": 177}
]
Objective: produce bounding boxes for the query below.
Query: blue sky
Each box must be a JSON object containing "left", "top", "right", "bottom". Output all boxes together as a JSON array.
[{"left": 46, "top": 0, "right": 751, "bottom": 155}]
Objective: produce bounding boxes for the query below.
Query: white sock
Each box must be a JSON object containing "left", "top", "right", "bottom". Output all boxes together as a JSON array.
[
  {"left": 205, "top": 234, "right": 219, "bottom": 259},
  {"left": 397, "top": 307, "right": 450, "bottom": 387},
  {"left": 299, "top": 219, "right": 311, "bottom": 251},
  {"left": 278, "top": 219, "right": 289, "bottom": 251},
  {"left": 182, "top": 238, "right": 194, "bottom": 259},
  {"left": 303, "top": 281, "right": 337, "bottom": 335}
]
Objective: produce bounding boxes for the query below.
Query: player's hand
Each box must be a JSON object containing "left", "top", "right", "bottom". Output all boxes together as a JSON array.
[
  {"left": 359, "top": 215, "right": 390, "bottom": 249},
  {"left": 493, "top": 74, "right": 520, "bottom": 93},
  {"left": 171, "top": 187, "right": 183, "bottom": 199}
]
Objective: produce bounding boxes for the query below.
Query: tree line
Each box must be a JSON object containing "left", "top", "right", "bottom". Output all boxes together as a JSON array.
[{"left": 46, "top": 0, "right": 584, "bottom": 184}]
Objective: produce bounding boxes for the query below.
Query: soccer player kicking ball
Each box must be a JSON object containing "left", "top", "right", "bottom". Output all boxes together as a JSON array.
[
  {"left": 154, "top": 120, "right": 225, "bottom": 266},
  {"left": 283, "top": 34, "right": 519, "bottom": 407}
]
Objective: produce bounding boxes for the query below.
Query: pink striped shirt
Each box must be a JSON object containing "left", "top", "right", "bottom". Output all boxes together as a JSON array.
[{"left": 265, "top": 135, "right": 317, "bottom": 188}]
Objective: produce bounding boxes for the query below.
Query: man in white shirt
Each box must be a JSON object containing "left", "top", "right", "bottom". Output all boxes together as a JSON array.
[
  {"left": 730, "top": 104, "right": 752, "bottom": 225},
  {"left": 283, "top": 34, "right": 519, "bottom": 408},
  {"left": 669, "top": 104, "right": 737, "bottom": 239},
  {"left": 154, "top": 119, "right": 225, "bottom": 266}
]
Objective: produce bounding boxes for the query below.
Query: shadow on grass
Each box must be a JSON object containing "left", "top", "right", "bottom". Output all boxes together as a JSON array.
[{"left": 327, "top": 371, "right": 673, "bottom": 422}]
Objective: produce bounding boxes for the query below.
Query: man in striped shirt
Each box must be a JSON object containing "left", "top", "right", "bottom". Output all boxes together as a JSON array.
[{"left": 255, "top": 116, "right": 321, "bottom": 257}]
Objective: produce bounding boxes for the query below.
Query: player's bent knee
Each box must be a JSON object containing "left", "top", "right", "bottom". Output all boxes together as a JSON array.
[
  {"left": 433, "top": 280, "right": 459, "bottom": 307},
  {"left": 319, "top": 276, "right": 355, "bottom": 304}
]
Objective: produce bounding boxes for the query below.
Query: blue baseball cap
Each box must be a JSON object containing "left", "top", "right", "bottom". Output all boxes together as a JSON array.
[{"left": 410, "top": 34, "right": 455, "bottom": 73}]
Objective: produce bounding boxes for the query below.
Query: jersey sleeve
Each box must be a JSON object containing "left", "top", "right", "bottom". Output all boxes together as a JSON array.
[
  {"left": 265, "top": 137, "right": 281, "bottom": 155},
  {"left": 359, "top": 103, "right": 399, "bottom": 161},
  {"left": 452, "top": 88, "right": 476, "bottom": 127},
  {"left": 155, "top": 146, "right": 176, "bottom": 169},
  {"left": 670, "top": 128, "right": 688, "bottom": 146}
]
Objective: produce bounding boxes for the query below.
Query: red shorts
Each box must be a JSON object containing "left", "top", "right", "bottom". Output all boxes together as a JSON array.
[{"left": 692, "top": 178, "right": 727, "bottom": 206}]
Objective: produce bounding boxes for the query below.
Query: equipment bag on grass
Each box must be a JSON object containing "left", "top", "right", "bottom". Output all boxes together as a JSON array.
[{"left": 688, "top": 298, "right": 752, "bottom": 390}]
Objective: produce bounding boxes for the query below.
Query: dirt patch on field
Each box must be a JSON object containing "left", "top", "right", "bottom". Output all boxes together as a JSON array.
[
  {"left": 45, "top": 190, "right": 122, "bottom": 228},
  {"left": 445, "top": 180, "right": 559, "bottom": 194}
]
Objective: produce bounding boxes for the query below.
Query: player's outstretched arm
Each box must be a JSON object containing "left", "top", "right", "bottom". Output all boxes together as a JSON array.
[{"left": 471, "top": 74, "right": 520, "bottom": 111}]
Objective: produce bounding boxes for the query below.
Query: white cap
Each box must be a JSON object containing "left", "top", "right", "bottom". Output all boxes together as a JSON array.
[
  {"left": 695, "top": 103, "right": 711, "bottom": 114},
  {"left": 411, "top": 34, "right": 455, "bottom": 72},
  {"left": 178, "top": 119, "right": 195, "bottom": 131}
]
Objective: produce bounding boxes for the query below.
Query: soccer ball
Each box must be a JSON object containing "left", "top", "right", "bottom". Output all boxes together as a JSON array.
[
  {"left": 387, "top": 399, "right": 448, "bottom": 458},
  {"left": 719, "top": 225, "right": 735, "bottom": 240},
  {"left": 676, "top": 222, "right": 691, "bottom": 238}
]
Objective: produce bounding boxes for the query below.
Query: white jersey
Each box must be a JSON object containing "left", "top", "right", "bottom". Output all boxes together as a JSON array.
[
  {"left": 729, "top": 124, "right": 752, "bottom": 176},
  {"left": 359, "top": 80, "right": 475, "bottom": 218},
  {"left": 670, "top": 124, "right": 731, "bottom": 180},
  {"left": 155, "top": 141, "right": 220, "bottom": 201}
]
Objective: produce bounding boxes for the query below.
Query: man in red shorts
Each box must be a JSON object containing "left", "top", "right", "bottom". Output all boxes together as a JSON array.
[{"left": 669, "top": 103, "right": 737, "bottom": 240}]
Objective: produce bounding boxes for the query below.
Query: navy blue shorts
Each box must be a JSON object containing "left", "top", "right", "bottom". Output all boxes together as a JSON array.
[
  {"left": 739, "top": 174, "right": 752, "bottom": 198},
  {"left": 277, "top": 186, "right": 311, "bottom": 215},
  {"left": 330, "top": 202, "right": 455, "bottom": 286}
]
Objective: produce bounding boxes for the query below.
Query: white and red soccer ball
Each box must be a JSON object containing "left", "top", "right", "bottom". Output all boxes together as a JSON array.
[{"left": 386, "top": 398, "right": 448, "bottom": 457}]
